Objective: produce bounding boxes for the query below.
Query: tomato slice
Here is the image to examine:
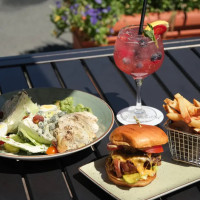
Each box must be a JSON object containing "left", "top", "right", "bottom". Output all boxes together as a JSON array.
[{"left": 141, "top": 145, "right": 164, "bottom": 153}]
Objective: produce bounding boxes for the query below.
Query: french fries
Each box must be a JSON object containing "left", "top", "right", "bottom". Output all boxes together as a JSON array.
[
  {"left": 164, "top": 98, "right": 179, "bottom": 112},
  {"left": 163, "top": 93, "right": 200, "bottom": 132},
  {"left": 166, "top": 113, "right": 183, "bottom": 122},
  {"left": 174, "top": 93, "right": 191, "bottom": 123},
  {"left": 193, "top": 99, "right": 200, "bottom": 107}
]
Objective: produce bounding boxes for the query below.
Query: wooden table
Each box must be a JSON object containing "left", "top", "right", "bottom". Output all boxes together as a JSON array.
[{"left": 0, "top": 37, "right": 200, "bottom": 200}]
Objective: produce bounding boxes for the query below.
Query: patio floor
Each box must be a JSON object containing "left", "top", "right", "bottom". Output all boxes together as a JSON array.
[{"left": 0, "top": 0, "right": 72, "bottom": 57}]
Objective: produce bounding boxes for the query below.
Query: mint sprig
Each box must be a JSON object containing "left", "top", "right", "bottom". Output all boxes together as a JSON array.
[{"left": 143, "top": 23, "right": 158, "bottom": 48}]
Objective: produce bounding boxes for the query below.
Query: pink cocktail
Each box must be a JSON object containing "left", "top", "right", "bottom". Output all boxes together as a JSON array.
[{"left": 114, "top": 25, "right": 164, "bottom": 125}]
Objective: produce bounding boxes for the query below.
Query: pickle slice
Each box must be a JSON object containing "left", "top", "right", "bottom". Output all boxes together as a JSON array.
[{"left": 123, "top": 173, "right": 141, "bottom": 184}]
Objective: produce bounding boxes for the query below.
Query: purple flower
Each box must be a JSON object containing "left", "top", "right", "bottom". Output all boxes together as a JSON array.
[
  {"left": 90, "top": 16, "right": 98, "bottom": 25},
  {"left": 74, "top": 3, "right": 79, "bottom": 8},
  {"left": 102, "top": 6, "right": 111, "bottom": 13},
  {"left": 61, "top": 15, "right": 67, "bottom": 21},
  {"left": 70, "top": 4, "right": 79, "bottom": 15},
  {"left": 86, "top": 8, "right": 99, "bottom": 16},
  {"left": 70, "top": 5, "right": 74, "bottom": 11},
  {"left": 110, "top": 28, "right": 114, "bottom": 34},
  {"left": 85, "top": 8, "right": 102, "bottom": 24},
  {"left": 85, "top": 5, "right": 91, "bottom": 9},
  {"left": 95, "top": 0, "right": 102, "bottom": 4},
  {"left": 102, "top": 8, "right": 108, "bottom": 13},
  {"left": 56, "top": 1, "right": 61, "bottom": 9}
]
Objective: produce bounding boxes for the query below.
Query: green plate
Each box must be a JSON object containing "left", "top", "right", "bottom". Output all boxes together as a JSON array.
[{"left": 0, "top": 88, "right": 114, "bottom": 160}]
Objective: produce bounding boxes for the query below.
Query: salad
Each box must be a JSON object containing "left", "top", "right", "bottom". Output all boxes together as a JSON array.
[{"left": 0, "top": 90, "right": 97, "bottom": 155}]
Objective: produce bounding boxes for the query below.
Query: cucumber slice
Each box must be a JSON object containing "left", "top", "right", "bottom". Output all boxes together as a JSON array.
[{"left": 123, "top": 173, "right": 141, "bottom": 184}]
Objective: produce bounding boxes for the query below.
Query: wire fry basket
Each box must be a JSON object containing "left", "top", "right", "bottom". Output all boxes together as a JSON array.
[{"left": 164, "top": 120, "right": 200, "bottom": 166}]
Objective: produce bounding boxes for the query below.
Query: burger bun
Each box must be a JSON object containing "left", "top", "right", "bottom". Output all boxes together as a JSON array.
[{"left": 109, "top": 124, "right": 168, "bottom": 149}]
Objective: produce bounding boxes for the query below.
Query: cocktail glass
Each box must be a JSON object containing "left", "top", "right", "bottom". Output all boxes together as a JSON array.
[{"left": 114, "top": 25, "right": 164, "bottom": 125}]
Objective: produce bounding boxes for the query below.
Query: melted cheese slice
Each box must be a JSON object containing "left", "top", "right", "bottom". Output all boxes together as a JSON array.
[{"left": 111, "top": 153, "right": 157, "bottom": 178}]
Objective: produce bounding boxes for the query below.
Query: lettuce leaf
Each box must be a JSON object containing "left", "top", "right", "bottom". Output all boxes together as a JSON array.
[
  {"left": 0, "top": 136, "right": 48, "bottom": 154},
  {"left": 18, "top": 122, "right": 53, "bottom": 145},
  {"left": 1, "top": 91, "right": 39, "bottom": 133}
]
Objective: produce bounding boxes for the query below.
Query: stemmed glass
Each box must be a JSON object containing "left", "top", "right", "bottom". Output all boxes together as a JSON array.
[{"left": 114, "top": 25, "right": 164, "bottom": 125}]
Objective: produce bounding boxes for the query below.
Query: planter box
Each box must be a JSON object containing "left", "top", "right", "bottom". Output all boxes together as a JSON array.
[
  {"left": 72, "top": 31, "right": 116, "bottom": 48},
  {"left": 73, "top": 10, "right": 200, "bottom": 49}
]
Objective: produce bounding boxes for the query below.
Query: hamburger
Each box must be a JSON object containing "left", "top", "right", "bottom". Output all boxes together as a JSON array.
[{"left": 105, "top": 124, "right": 168, "bottom": 187}]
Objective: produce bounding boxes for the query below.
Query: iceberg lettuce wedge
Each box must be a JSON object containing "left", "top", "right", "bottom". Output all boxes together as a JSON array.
[
  {"left": 18, "top": 122, "right": 53, "bottom": 145},
  {"left": 17, "top": 126, "right": 42, "bottom": 146},
  {"left": 1, "top": 91, "right": 39, "bottom": 133}
]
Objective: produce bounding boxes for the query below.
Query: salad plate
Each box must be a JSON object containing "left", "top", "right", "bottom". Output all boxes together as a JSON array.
[{"left": 0, "top": 88, "right": 114, "bottom": 160}]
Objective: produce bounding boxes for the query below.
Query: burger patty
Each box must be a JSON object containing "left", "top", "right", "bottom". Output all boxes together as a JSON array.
[{"left": 110, "top": 153, "right": 161, "bottom": 178}]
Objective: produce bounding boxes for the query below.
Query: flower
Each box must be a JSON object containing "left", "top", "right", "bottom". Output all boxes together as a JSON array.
[
  {"left": 95, "top": 0, "right": 102, "bottom": 4},
  {"left": 50, "top": 0, "right": 124, "bottom": 44},
  {"left": 50, "top": 0, "right": 200, "bottom": 45},
  {"left": 61, "top": 15, "right": 67, "bottom": 21},
  {"left": 90, "top": 16, "right": 98, "bottom": 25},
  {"left": 56, "top": 1, "right": 61, "bottom": 8},
  {"left": 102, "top": 6, "right": 111, "bottom": 13},
  {"left": 54, "top": 15, "right": 61, "bottom": 22}
]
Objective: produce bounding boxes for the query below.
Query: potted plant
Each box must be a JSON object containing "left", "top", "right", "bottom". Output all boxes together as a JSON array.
[
  {"left": 50, "top": 0, "right": 200, "bottom": 48},
  {"left": 50, "top": 0, "right": 124, "bottom": 48}
]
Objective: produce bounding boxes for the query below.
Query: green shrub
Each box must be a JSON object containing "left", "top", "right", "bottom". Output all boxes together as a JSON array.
[{"left": 50, "top": 0, "right": 200, "bottom": 45}]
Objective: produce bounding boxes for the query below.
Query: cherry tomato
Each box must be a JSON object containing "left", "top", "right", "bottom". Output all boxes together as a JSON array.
[
  {"left": 33, "top": 115, "right": 44, "bottom": 124},
  {"left": 46, "top": 146, "right": 58, "bottom": 155},
  {"left": 0, "top": 141, "right": 5, "bottom": 145},
  {"left": 141, "top": 145, "right": 164, "bottom": 153}
]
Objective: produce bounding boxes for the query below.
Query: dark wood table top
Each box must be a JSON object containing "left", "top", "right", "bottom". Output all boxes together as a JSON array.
[{"left": 0, "top": 37, "right": 200, "bottom": 200}]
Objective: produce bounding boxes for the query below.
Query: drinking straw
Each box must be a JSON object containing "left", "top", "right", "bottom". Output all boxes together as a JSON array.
[{"left": 138, "top": 0, "right": 148, "bottom": 35}]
